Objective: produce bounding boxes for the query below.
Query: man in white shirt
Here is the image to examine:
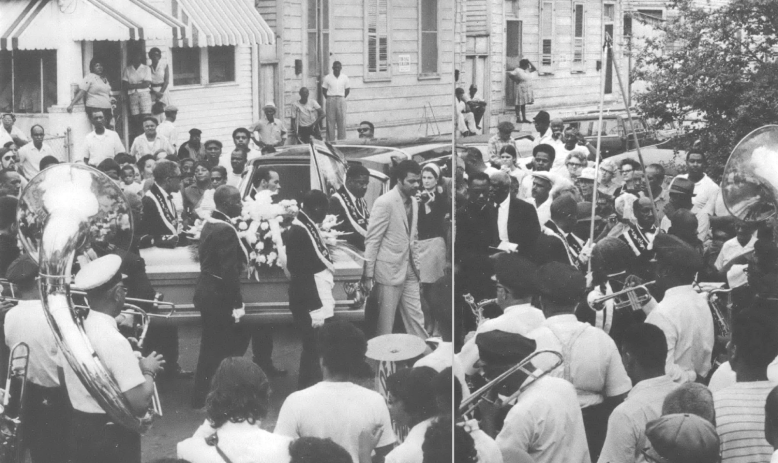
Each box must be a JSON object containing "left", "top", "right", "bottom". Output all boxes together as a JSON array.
[
  {"left": 532, "top": 110, "right": 553, "bottom": 146},
  {"left": 18, "top": 124, "right": 58, "bottom": 180},
  {"left": 321, "top": 61, "right": 350, "bottom": 141},
  {"left": 122, "top": 50, "right": 153, "bottom": 131},
  {"left": 0, "top": 113, "right": 29, "bottom": 147},
  {"left": 598, "top": 323, "right": 679, "bottom": 463},
  {"left": 274, "top": 321, "right": 396, "bottom": 463},
  {"left": 518, "top": 144, "right": 555, "bottom": 201},
  {"left": 83, "top": 110, "right": 125, "bottom": 167},
  {"left": 715, "top": 221, "right": 756, "bottom": 276},
  {"left": 489, "top": 171, "right": 542, "bottom": 254},
  {"left": 530, "top": 262, "right": 632, "bottom": 461},
  {"left": 157, "top": 105, "right": 179, "bottom": 151},
  {"left": 659, "top": 177, "right": 711, "bottom": 242},
  {"left": 678, "top": 151, "right": 719, "bottom": 215},
  {"left": 530, "top": 171, "right": 555, "bottom": 226},
  {"left": 251, "top": 103, "right": 287, "bottom": 153},
  {"left": 714, "top": 308, "right": 778, "bottom": 463},
  {"left": 65, "top": 255, "right": 165, "bottom": 463},
  {"left": 4, "top": 255, "right": 69, "bottom": 463},
  {"left": 294, "top": 87, "right": 325, "bottom": 143},
  {"left": 458, "top": 253, "right": 545, "bottom": 375},
  {"left": 224, "top": 128, "right": 262, "bottom": 168},
  {"left": 645, "top": 233, "right": 714, "bottom": 384},
  {"left": 477, "top": 330, "right": 591, "bottom": 463},
  {"left": 227, "top": 147, "right": 248, "bottom": 188},
  {"left": 130, "top": 116, "right": 173, "bottom": 160}
]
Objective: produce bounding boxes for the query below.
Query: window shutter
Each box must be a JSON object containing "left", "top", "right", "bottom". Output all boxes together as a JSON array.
[
  {"left": 367, "top": 0, "right": 389, "bottom": 74},
  {"left": 573, "top": 3, "right": 584, "bottom": 64},
  {"left": 466, "top": 0, "right": 489, "bottom": 37},
  {"left": 540, "top": 1, "right": 554, "bottom": 68}
]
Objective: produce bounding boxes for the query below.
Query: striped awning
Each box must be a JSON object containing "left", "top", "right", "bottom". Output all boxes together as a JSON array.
[
  {"left": 175, "top": 0, "right": 275, "bottom": 47},
  {"left": 0, "top": 0, "right": 188, "bottom": 50}
]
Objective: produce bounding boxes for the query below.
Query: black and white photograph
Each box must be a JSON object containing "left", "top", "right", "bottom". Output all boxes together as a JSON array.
[{"left": 1, "top": 0, "right": 778, "bottom": 462}]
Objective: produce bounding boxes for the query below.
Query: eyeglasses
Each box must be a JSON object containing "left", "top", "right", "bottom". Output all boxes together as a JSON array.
[
  {"left": 211, "top": 177, "right": 224, "bottom": 182},
  {"left": 622, "top": 169, "right": 634, "bottom": 174},
  {"left": 567, "top": 163, "right": 583, "bottom": 168},
  {"left": 357, "top": 128, "right": 370, "bottom": 133},
  {"left": 2, "top": 156, "right": 17, "bottom": 162}
]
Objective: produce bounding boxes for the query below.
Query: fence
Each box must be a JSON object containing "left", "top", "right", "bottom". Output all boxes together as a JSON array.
[{"left": 45, "top": 127, "right": 73, "bottom": 162}]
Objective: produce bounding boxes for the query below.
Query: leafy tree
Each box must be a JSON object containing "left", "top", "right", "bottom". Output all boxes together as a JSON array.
[{"left": 633, "top": 0, "right": 778, "bottom": 181}]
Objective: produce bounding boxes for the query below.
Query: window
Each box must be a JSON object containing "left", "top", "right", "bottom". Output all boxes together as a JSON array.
[
  {"left": 366, "top": 0, "right": 390, "bottom": 76},
  {"left": 307, "top": 0, "right": 330, "bottom": 77},
  {"left": 0, "top": 50, "right": 57, "bottom": 114},
  {"left": 172, "top": 47, "right": 201, "bottom": 86},
  {"left": 172, "top": 46, "right": 235, "bottom": 86},
  {"left": 603, "top": 3, "right": 615, "bottom": 22},
  {"left": 540, "top": 1, "right": 554, "bottom": 68},
  {"left": 420, "top": 0, "right": 438, "bottom": 75},
  {"left": 623, "top": 14, "right": 632, "bottom": 37},
  {"left": 208, "top": 46, "right": 235, "bottom": 83},
  {"left": 637, "top": 9, "right": 663, "bottom": 20},
  {"left": 572, "top": 3, "right": 585, "bottom": 66}
]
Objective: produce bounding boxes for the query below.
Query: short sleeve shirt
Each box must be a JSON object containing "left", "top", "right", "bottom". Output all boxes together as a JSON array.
[
  {"left": 0, "top": 125, "right": 29, "bottom": 147},
  {"left": 61, "top": 310, "right": 146, "bottom": 413},
  {"left": 122, "top": 64, "right": 152, "bottom": 93},
  {"left": 83, "top": 129, "right": 126, "bottom": 166},
  {"left": 18, "top": 142, "right": 57, "bottom": 180},
  {"left": 274, "top": 381, "right": 396, "bottom": 463},
  {"left": 294, "top": 99, "right": 323, "bottom": 127},
  {"left": 251, "top": 118, "right": 286, "bottom": 146},
  {"left": 322, "top": 73, "right": 350, "bottom": 97},
  {"left": 130, "top": 134, "right": 173, "bottom": 160},
  {"left": 79, "top": 73, "right": 113, "bottom": 108},
  {"left": 5, "top": 300, "right": 60, "bottom": 388}
]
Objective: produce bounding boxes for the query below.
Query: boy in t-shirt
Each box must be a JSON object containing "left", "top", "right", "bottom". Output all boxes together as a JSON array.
[{"left": 120, "top": 165, "right": 143, "bottom": 196}]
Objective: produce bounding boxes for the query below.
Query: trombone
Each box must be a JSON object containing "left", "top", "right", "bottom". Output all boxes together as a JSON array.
[
  {"left": 588, "top": 281, "right": 655, "bottom": 312},
  {"left": 459, "top": 350, "right": 563, "bottom": 420}
]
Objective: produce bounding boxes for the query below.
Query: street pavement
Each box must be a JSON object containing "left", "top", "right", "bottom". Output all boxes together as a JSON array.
[{"left": 142, "top": 322, "right": 375, "bottom": 461}]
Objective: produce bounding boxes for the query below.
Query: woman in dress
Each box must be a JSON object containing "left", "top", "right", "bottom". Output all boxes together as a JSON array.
[
  {"left": 148, "top": 47, "right": 171, "bottom": 122},
  {"left": 177, "top": 357, "right": 293, "bottom": 463},
  {"left": 67, "top": 57, "right": 114, "bottom": 128},
  {"left": 183, "top": 161, "right": 212, "bottom": 225},
  {"left": 507, "top": 59, "right": 536, "bottom": 123},
  {"left": 417, "top": 163, "right": 449, "bottom": 335}
]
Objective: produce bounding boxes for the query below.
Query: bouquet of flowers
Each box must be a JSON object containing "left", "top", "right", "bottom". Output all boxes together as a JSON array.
[
  {"left": 242, "top": 191, "right": 299, "bottom": 279},
  {"left": 318, "top": 214, "right": 349, "bottom": 249}
]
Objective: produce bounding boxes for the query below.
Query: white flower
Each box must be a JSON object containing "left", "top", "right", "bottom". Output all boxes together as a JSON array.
[
  {"left": 250, "top": 252, "right": 257, "bottom": 261},
  {"left": 238, "top": 222, "right": 248, "bottom": 231},
  {"left": 257, "top": 255, "right": 267, "bottom": 264},
  {"left": 256, "top": 242, "right": 264, "bottom": 251},
  {"left": 268, "top": 251, "right": 277, "bottom": 261},
  {"left": 260, "top": 221, "right": 269, "bottom": 231}
]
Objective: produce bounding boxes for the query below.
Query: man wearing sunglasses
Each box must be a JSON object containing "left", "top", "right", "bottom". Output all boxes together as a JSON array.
[{"left": 357, "top": 121, "right": 374, "bottom": 139}]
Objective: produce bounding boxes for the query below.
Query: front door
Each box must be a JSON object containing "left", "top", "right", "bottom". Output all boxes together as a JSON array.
[{"left": 307, "top": 0, "right": 330, "bottom": 105}]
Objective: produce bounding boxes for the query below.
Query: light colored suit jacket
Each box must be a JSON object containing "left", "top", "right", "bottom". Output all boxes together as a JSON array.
[{"left": 364, "top": 186, "right": 420, "bottom": 286}]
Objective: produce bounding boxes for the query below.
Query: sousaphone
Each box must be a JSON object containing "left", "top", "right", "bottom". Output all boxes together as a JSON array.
[
  {"left": 16, "top": 164, "right": 154, "bottom": 432},
  {"left": 721, "top": 125, "right": 778, "bottom": 222}
]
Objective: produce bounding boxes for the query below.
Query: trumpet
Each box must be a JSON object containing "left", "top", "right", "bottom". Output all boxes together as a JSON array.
[
  {"left": 588, "top": 281, "right": 655, "bottom": 312},
  {"left": 463, "top": 294, "right": 497, "bottom": 327},
  {"left": 0, "top": 343, "right": 29, "bottom": 463},
  {"left": 0, "top": 279, "right": 17, "bottom": 299},
  {"left": 707, "top": 288, "right": 733, "bottom": 340},
  {"left": 459, "top": 350, "right": 563, "bottom": 420}
]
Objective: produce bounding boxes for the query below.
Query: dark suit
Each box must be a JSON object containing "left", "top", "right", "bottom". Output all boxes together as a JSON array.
[
  {"left": 191, "top": 212, "right": 250, "bottom": 408},
  {"left": 139, "top": 184, "right": 184, "bottom": 248},
  {"left": 328, "top": 187, "right": 369, "bottom": 251},
  {"left": 489, "top": 196, "right": 541, "bottom": 256}
]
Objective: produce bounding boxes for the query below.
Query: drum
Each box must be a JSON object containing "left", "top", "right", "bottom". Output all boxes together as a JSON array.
[{"left": 366, "top": 334, "right": 428, "bottom": 443}]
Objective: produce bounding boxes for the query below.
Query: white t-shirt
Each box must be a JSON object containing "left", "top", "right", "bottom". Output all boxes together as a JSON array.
[
  {"left": 178, "top": 420, "right": 292, "bottom": 463},
  {"left": 385, "top": 418, "right": 433, "bottom": 463},
  {"left": 678, "top": 173, "right": 719, "bottom": 214},
  {"left": 83, "top": 129, "right": 125, "bottom": 166},
  {"left": 18, "top": 142, "right": 57, "bottom": 180},
  {"left": 61, "top": 310, "right": 146, "bottom": 414},
  {"left": 274, "top": 381, "right": 396, "bottom": 463},
  {"left": 122, "top": 64, "right": 152, "bottom": 92},
  {"left": 708, "top": 360, "right": 778, "bottom": 393},
  {"left": 414, "top": 342, "right": 469, "bottom": 397},
  {"left": 496, "top": 376, "right": 590, "bottom": 463},
  {"left": 157, "top": 120, "right": 178, "bottom": 150},
  {"left": 4, "top": 300, "right": 60, "bottom": 388},
  {"left": 322, "top": 73, "right": 351, "bottom": 97},
  {"left": 714, "top": 234, "right": 756, "bottom": 272},
  {"left": 714, "top": 381, "right": 776, "bottom": 463}
]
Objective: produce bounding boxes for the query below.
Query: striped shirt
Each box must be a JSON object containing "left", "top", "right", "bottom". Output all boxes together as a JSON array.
[{"left": 714, "top": 381, "right": 776, "bottom": 463}]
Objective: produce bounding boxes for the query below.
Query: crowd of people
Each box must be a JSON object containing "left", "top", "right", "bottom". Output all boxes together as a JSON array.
[
  {"left": 454, "top": 108, "right": 778, "bottom": 463},
  {"left": 0, "top": 58, "right": 452, "bottom": 462}
]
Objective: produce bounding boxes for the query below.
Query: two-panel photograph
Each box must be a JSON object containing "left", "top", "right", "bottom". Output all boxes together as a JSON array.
[{"left": 0, "top": 0, "right": 774, "bottom": 462}]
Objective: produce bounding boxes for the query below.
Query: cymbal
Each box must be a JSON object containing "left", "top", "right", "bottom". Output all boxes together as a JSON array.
[{"left": 366, "top": 334, "right": 428, "bottom": 362}]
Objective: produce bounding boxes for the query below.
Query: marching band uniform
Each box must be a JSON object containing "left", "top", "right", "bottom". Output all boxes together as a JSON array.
[
  {"left": 4, "top": 255, "right": 70, "bottom": 463},
  {"left": 283, "top": 210, "right": 335, "bottom": 389},
  {"left": 64, "top": 255, "right": 148, "bottom": 463},
  {"left": 544, "top": 219, "right": 585, "bottom": 270},
  {"left": 329, "top": 185, "right": 370, "bottom": 251},
  {"left": 476, "top": 330, "right": 591, "bottom": 463},
  {"left": 139, "top": 183, "right": 183, "bottom": 248},
  {"left": 191, "top": 210, "right": 251, "bottom": 408}
]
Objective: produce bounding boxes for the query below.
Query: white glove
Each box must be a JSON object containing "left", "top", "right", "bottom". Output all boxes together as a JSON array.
[
  {"left": 232, "top": 305, "right": 246, "bottom": 323},
  {"left": 497, "top": 241, "right": 519, "bottom": 253},
  {"left": 579, "top": 240, "right": 593, "bottom": 265}
]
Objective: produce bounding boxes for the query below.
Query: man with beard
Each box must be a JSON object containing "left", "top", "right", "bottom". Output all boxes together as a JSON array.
[{"left": 329, "top": 165, "right": 371, "bottom": 251}]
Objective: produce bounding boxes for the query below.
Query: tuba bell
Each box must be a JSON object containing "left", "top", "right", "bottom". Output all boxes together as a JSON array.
[
  {"left": 721, "top": 125, "right": 778, "bottom": 223},
  {"left": 16, "top": 164, "right": 155, "bottom": 433}
]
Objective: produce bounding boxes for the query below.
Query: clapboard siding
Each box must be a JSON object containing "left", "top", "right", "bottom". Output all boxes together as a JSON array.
[
  {"left": 467, "top": 0, "right": 489, "bottom": 36},
  {"left": 280, "top": 0, "right": 462, "bottom": 138},
  {"left": 256, "top": 0, "right": 278, "bottom": 32}
]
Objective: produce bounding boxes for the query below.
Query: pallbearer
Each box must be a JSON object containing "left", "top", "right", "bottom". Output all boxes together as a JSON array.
[
  {"left": 64, "top": 255, "right": 165, "bottom": 463},
  {"left": 329, "top": 164, "right": 371, "bottom": 251},
  {"left": 4, "top": 255, "right": 69, "bottom": 463}
]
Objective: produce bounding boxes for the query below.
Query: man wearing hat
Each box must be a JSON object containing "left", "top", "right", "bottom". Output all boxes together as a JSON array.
[
  {"left": 530, "top": 171, "right": 556, "bottom": 225},
  {"left": 659, "top": 176, "right": 710, "bottom": 242},
  {"left": 518, "top": 144, "right": 555, "bottom": 200},
  {"left": 251, "top": 103, "right": 287, "bottom": 153},
  {"left": 530, "top": 261, "right": 632, "bottom": 461},
  {"left": 178, "top": 128, "right": 207, "bottom": 161},
  {"left": 644, "top": 414, "right": 719, "bottom": 463},
  {"left": 488, "top": 171, "right": 541, "bottom": 254},
  {"left": 157, "top": 105, "right": 179, "bottom": 150},
  {"left": 577, "top": 167, "right": 597, "bottom": 202},
  {"left": 645, "top": 233, "right": 713, "bottom": 384},
  {"left": 458, "top": 253, "right": 545, "bottom": 375},
  {"left": 65, "top": 254, "right": 165, "bottom": 463},
  {"left": 4, "top": 254, "right": 70, "bottom": 463},
  {"left": 475, "top": 330, "right": 590, "bottom": 463},
  {"left": 605, "top": 195, "right": 657, "bottom": 274},
  {"left": 204, "top": 139, "right": 223, "bottom": 168},
  {"left": 531, "top": 110, "right": 553, "bottom": 146}
]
